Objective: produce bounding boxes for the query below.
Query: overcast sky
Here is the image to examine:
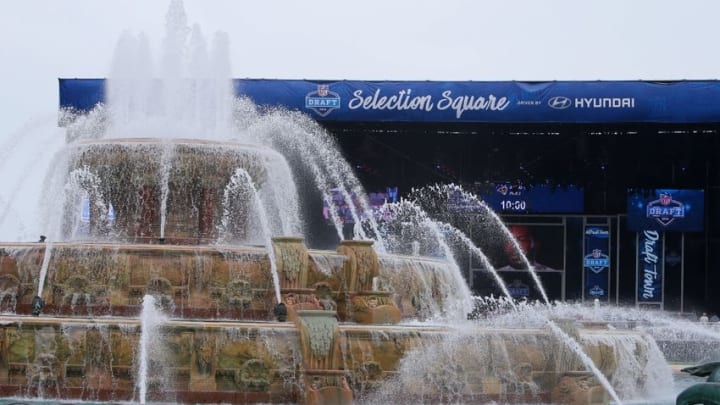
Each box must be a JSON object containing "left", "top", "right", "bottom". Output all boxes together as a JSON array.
[{"left": 2, "top": 0, "right": 720, "bottom": 137}]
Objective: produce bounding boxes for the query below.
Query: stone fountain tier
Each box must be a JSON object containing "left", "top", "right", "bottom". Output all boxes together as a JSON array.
[
  {"left": 0, "top": 315, "right": 654, "bottom": 405},
  {"left": 62, "top": 138, "right": 283, "bottom": 244},
  {"left": 0, "top": 239, "right": 447, "bottom": 324},
  {"left": 0, "top": 237, "right": 666, "bottom": 404},
  {"left": 0, "top": 242, "right": 277, "bottom": 319}
]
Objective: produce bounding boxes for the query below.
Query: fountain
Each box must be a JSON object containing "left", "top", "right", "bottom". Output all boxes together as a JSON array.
[{"left": 0, "top": 1, "right": 693, "bottom": 404}]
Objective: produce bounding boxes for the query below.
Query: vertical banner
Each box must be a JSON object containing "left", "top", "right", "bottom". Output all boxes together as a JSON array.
[
  {"left": 584, "top": 225, "right": 611, "bottom": 301},
  {"left": 637, "top": 230, "right": 664, "bottom": 305}
]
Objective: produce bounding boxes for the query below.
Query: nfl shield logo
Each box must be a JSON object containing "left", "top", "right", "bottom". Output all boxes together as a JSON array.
[
  {"left": 590, "top": 285, "right": 605, "bottom": 297},
  {"left": 584, "top": 248, "right": 609, "bottom": 273},
  {"left": 646, "top": 192, "right": 685, "bottom": 227},
  {"left": 305, "top": 84, "right": 341, "bottom": 117}
]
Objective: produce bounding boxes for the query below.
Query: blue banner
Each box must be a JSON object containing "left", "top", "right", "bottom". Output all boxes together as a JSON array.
[
  {"left": 60, "top": 79, "right": 105, "bottom": 113},
  {"left": 637, "top": 230, "right": 664, "bottom": 304},
  {"left": 60, "top": 79, "right": 720, "bottom": 124},
  {"left": 584, "top": 225, "right": 610, "bottom": 301}
]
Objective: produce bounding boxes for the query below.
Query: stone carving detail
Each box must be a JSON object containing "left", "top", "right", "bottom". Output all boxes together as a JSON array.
[
  {"left": 337, "top": 240, "right": 378, "bottom": 293},
  {"left": 314, "top": 282, "right": 336, "bottom": 311},
  {"left": 0, "top": 274, "right": 19, "bottom": 310},
  {"left": 146, "top": 277, "right": 175, "bottom": 309},
  {"left": 273, "top": 237, "right": 308, "bottom": 290},
  {"left": 551, "top": 373, "right": 606, "bottom": 405},
  {"left": 235, "top": 359, "right": 270, "bottom": 391},
  {"left": 301, "top": 314, "right": 337, "bottom": 357},
  {"left": 305, "top": 373, "right": 353, "bottom": 405},
  {"left": 298, "top": 311, "right": 342, "bottom": 378},
  {"left": 354, "top": 248, "right": 377, "bottom": 292},
  {"left": 279, "top": 244, "right": 303, "bottom": 282},
  {"left": 506, "top": 362, "right": 539, "bottom": 394},
  {"left": 224, "top": 279, "right": 253, "bottom": 309},
  {"left": 357, "top": 361, "right": 383, "bottom": 381},
  {"left": 350, "top": 293, "right": 401, "bottom": 324},
  {"left": 28, "top": 353, "right": 60, "bottom": 390},
  {"left": 350, "top": 360, "right": 384, "bottom": 395},
  {"left": 54, "top": 274, "right": 105, "bottom": 306},
  {"left": 194, "top": 335, "right": 216, "bottom": 375}
]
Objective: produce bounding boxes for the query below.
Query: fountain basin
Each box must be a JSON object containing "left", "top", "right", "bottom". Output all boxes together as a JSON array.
[{"left": 0, "top": 315, "right": 658, "bottom": 404}]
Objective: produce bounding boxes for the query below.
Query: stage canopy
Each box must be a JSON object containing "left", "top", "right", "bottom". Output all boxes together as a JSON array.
[{"left": 60, "top": 79, "right": 720, "bottom": 125}]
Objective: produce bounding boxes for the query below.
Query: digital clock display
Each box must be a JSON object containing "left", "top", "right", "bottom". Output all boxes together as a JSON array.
[
  {"left": 481, "top": 183, "right": 584, "bottom": 214},
  {"left": 500, "top": 200, "right": 527, "bottom": 211}
]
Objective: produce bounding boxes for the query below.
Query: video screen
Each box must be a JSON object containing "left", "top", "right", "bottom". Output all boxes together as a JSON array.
[
  {"left": 322, "top": 187, "right": 399, "bottom": 224},
  {"left": 470, "top": 223, "right": 565, "bottom": 301},
  {"left": 478, "top": 183, "right": 584, "bottom": 214},
  {"left": 471, "top": 223, "right": 565, "bottom": 273},
  {"left": 627, "top": 188, "right": 704, "bottom": 232}
]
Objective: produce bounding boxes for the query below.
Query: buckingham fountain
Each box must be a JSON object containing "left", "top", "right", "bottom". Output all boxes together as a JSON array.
[
  {"left": 0, "top": 1, "right": 705, "bottom": 404},
  {"left": 0, "top": 135, "right": 674, "bottom": 405}
]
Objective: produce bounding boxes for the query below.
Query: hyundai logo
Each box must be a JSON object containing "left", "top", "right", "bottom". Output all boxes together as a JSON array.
[{"left": 548, "top": 96, "right": 572, "bottom": 109}]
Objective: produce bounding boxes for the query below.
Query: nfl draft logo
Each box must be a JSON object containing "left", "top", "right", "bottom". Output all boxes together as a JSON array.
[
  {"left": 646, "top": 193, "right": 685, "bottom": 226},
  {"left": 305, "top": 85, "right": 341, "bottom": 117},
  {"left": 589, "top": 285, "right": 605, "bottom": 297},
  {"left": 584, "top": 249, "right": 609, "bottom": 274}
]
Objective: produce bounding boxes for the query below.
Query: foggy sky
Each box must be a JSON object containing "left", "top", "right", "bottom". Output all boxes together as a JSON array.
[{"left": 1, "top": 0, "right": 720, "bottom": 137}]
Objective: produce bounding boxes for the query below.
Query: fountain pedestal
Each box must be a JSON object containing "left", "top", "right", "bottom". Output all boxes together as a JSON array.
[
  {"left": 350, "top": 291, "right": 401, "bottom": 325},
  {"left": 273, "top": 236, "right": 309, "bottom": 290},
  {"left": 336, "top": 240, "right": 400, "bottom": 324},
  {"left": 296, "top": 310, "right": 352, "bottom": 405}
]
